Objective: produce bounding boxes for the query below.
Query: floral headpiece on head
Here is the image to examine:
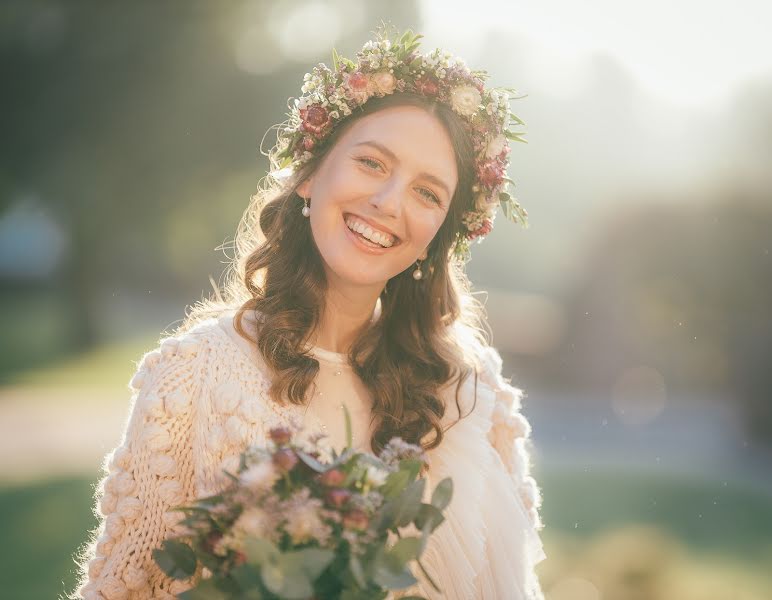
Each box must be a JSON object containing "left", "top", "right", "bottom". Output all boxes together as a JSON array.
[{"left": 266, "top": 24, "right": 529, "bottom": 261}]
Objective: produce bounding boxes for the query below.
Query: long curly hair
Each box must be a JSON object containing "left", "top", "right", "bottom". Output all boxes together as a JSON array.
[{"left": 179, "top": 92, "right": 493, "bottom": 462}]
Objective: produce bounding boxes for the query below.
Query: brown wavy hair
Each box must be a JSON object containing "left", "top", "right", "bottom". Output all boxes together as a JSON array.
[{"left": 179, "top": 92, "right": 493, "bottom": 465}]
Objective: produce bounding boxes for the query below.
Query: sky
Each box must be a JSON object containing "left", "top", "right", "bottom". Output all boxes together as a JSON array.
[{"left": 419, "top": 0, "right": 772, "bottom": 111}]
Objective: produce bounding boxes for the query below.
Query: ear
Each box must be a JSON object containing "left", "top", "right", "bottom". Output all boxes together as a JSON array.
[{"left": 296, "top": 176, "right": 314, "bottom": 199}]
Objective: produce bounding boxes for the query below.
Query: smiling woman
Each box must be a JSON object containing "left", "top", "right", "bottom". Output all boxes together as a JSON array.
[
  {"left": 295, "top": 103, "right": 460, "bottom": 291},
  {"left": 70, "top": 26, "right": 545, "bottom": 600}
]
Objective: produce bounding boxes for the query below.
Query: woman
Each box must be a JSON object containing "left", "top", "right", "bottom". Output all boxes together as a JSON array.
[{"left": 69, "top": 28, "right": 546, "bottom": 600}]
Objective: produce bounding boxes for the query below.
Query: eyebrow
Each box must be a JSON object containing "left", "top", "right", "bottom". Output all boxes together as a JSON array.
[{"left": 353, "top": 140, "right": 453, "bottom": 198}]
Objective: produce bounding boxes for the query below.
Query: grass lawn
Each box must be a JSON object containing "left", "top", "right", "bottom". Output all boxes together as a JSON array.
[{"left": 2, "top": 331, "right": 160, "bottom": 391}]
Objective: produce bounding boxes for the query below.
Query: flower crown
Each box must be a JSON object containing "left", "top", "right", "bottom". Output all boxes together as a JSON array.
[{"left": 266, "top": 25, "right": 529, "bottom": 261}]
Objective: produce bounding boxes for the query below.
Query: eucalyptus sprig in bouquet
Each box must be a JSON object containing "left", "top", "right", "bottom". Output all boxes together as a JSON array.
[{"left": 153, "top": 407, "right": 452, "bottom": 599}]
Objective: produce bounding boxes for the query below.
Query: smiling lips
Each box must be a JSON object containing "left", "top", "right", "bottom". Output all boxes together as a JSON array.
[{"left": 344, "top": 215, "right": 399, "bottom": 248}]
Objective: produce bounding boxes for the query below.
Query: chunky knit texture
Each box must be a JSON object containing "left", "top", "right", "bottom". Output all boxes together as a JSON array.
[{"left": 69, "top": 314, "right": 545, "bottom": 600}]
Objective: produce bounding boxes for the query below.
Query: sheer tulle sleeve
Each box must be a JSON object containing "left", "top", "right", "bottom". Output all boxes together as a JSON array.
[{"left": 68, "top": 333, "right": 208, "bottom": 600}]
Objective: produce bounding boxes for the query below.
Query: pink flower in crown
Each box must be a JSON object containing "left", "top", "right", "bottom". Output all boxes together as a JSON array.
[
  {"left": 299, "top": 104, "right": 333, "bottom": 137},
  {"left": 467, "top": 218, "right": 493, "bottom": 240},
  {"left": 414, "top": 74, "right": 440, "bottom": 97},
  {"left": 477, "top": 159, "right": 505, "bottom": 188},
  {"left": 342, "top": 71, "right": 374, "bottom": 105}
]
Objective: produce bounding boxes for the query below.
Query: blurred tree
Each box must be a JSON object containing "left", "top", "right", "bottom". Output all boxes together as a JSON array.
[{"left": 552, "top": 191, "right": 772, "bottom": 443}]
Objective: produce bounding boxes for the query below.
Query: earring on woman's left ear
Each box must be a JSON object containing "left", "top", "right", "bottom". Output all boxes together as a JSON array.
[{"left": 413, "top": 249, "right": 429, "bottom": 280}]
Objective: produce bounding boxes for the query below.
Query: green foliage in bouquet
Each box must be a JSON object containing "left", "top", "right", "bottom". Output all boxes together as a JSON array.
[{"left": 153, "top": 406, "right": 453, "bottom": 599}]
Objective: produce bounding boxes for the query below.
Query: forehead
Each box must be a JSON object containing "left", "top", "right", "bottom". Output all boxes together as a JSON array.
[{"left": 337, "top": 105, "right": 459, "bottom": 188}]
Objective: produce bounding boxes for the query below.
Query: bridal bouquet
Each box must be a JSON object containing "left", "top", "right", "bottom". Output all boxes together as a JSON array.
[{"left": 153, "top": 408, "right": 452, "bottom": 599}]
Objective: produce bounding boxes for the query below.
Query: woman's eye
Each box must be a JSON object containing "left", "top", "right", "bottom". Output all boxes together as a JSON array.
[
  {"left": 357, "top": 157, "right": 382, "bottom": 171},
  {"left": 418, "top": 188, "right": 441, "bottom": 204}
]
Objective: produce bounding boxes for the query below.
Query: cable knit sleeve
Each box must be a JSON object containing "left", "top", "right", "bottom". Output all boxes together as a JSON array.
[
  {"left": 69, "top": 332, "right": 208, "bottom": 600},
  {"left": 478, "top": 345, "right": 544, "bottom": 531}
]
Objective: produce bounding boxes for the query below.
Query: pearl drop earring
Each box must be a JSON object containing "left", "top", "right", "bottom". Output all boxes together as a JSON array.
[
  {"left": 301, "top": 197, "right": 310, "bottom": 217},
  {"left": 413, "top": 249, "right": 429, "bottom": 280}
]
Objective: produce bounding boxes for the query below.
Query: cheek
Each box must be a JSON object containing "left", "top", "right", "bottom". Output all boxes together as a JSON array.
[
  {"left": 407, "top": 208, "right": 448, "bottom": 248},
  {"left": 325, "top": 163, "right": 362, "bottom": 197}
]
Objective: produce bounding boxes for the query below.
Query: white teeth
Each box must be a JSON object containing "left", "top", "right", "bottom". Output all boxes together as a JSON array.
[{"left": 345, "top": 217, "right": 395, "bottom": 248}]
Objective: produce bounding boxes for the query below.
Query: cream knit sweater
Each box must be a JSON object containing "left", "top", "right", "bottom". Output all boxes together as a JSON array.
[{"left": 71, "top": 311, "right": 546, "bottom": 600}]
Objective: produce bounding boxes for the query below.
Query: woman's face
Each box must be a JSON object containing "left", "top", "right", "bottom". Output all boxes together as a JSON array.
[{"left": 296, "top": 105, "right": 458, "bottom": 289}]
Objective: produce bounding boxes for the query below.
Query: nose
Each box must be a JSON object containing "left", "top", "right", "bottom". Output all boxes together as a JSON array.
[{"left": 368, "top": 176, "right": 404, "bottom": 219}]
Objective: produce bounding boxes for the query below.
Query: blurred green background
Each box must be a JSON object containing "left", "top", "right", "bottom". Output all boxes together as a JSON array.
[{"left": 1, "top": 1, "right": 771, "bottom": 599}]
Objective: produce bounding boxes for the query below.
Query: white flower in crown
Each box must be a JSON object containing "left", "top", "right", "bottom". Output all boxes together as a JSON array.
[
  {"left": 449, "top": 84, "right": 482, "bottom": 117},
  {"left": 371, "top": 70, "right": 397, "bottom": 96},
  {"left": 485, "top": 133, "right": 507, "bottom": 159}
]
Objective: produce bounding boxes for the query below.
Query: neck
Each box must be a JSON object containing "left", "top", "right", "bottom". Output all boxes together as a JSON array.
[{"left": 313, "top": 278, "right": 384, "bottom": 354}]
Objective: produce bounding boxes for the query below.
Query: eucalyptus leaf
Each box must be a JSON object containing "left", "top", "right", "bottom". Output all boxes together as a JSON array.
[
  {"left": 284, "top": 547, "right": 336, "bottom": 580},
  {"left": 349, "top": 554, "right": 367, "bottom": 588},
  {"left": 153, "top": 540, "right": 197, "bottom": 580},
  {"left": 382, "top": 478, "right": 425, "bottom": 529},
  {"left": 398, "top": 458, "right": 423, "bottom": 482},
  {"left": 230, "top": 563, "right": 263, "bottom": 593},
  {"left": 178, "top": 577, "right": 230, "bottom": 600},
  {"left": 260, "top": 561, "right": 285, "bottom": 595},
  {"left": 274, "top": 571, "right": 313, "bottom": 600},
  {"left": 414, "top": 504, "right": 444, "bottom": 534},
  {"left": 430, "top": 477, "right": 453, "bottom": 510},
  {"left": 380, "top": 469, "right": 411, "bottom": 499},
  {"left": 390, "top": 537, "right": 422, "bottom": 567},
  {"left": 244, "top": 538, "right": 280, "bottom": 565},
  {"left": 373, "top": 555, "right": 418, "bottom": 590}
]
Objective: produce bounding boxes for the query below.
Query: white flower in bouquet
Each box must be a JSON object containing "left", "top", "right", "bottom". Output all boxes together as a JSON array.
[
  {"left": 365, "top": 464, "right": 390, "bottom": 487},
  {"left": 232, "top": 506, "right": 273, "bottom": 540},
  {"left": 239, "top": 461, "right": 281, "bottom": 493},
  {"left": 281, "top": 488, "right": 333, "bottom": 545}
]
